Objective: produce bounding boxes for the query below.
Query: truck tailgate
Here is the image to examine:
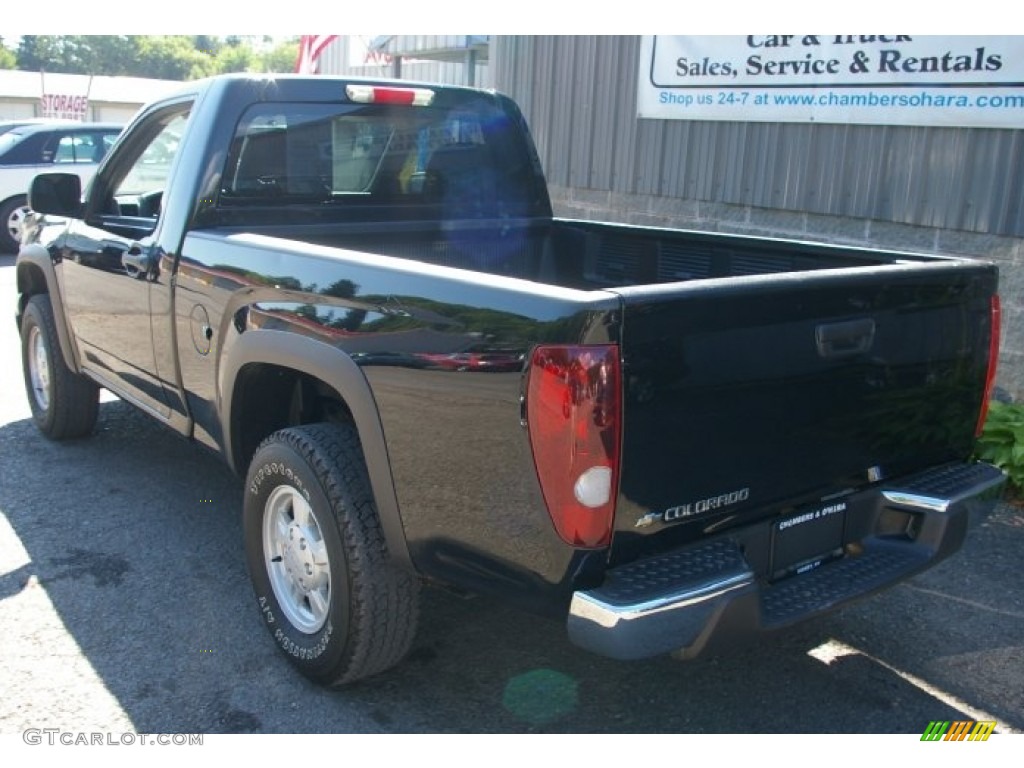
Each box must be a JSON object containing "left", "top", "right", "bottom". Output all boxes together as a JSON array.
[{"left": 610, "top": 261, "right": 998, "bottom": 565}]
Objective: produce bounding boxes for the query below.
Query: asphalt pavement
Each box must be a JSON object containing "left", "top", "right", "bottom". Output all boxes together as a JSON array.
[{"left": 1, "top": 252, "right": 1022, "bottom": 735}]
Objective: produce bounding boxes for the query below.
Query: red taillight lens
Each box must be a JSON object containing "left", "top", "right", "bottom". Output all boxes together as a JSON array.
[
  {"left": 345, "top": 84, "right": 434, "bottom": 106},
  {"left": 526, "top": 345, "right": 620, "bottom": 548},
  {"left": 975, "top": 294, "right": 1001, "bottom": 437}
]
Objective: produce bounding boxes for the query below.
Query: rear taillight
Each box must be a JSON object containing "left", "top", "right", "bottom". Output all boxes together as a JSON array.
[
  {"left": 526, "top": 345, "right": 620, "bottom": 548},
  {"left": 976, "top": 294, "right": 1001, "bottom": 437}
]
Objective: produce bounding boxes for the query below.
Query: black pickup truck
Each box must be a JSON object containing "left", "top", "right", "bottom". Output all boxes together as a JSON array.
[{"left": 15, "top": 74, "right": 1005, "bottom": 686}]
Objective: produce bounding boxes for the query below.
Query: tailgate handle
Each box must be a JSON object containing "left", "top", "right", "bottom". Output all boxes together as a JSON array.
[{"left": 815, "top": 318, "right": 875, "bottom": 359}]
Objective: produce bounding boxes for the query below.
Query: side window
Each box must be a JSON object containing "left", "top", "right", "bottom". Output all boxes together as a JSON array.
[
  {"left": 115, "top": 112, "right": 188, "bottom": 199},
  {"left": 38, "top": 135, "right": 56, "bottom": 163},
  {"left": 100, "top": 132, "right": 119, "bottom": 158},
  {"left": 50, "top": 132, "right": 116, "bottom": 165},
  {"left": 53, "top": 135, "right": 77, "bottom": 163},
  {"left": 88, "top": 102, "right": 191, "bottom": 237}
]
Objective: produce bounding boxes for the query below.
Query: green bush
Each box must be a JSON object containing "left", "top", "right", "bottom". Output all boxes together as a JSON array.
[{"left": 974, "top": 400, "right": 1024, "bottom": 491}]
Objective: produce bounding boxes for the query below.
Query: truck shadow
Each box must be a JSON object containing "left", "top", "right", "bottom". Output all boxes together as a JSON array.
[{"left": 0, "top": 400, "right": 1021, "bottom": 733}]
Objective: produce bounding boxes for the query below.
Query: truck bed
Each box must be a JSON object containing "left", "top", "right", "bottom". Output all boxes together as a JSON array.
[
  {"left": 213, "top": 215, "right": 920, "bottom": 291},
  {"left": 184, "top": 216, "right": 998, "bottom": 587}
]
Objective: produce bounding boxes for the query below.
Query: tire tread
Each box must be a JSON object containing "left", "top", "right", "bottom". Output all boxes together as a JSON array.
[
  {"left": 21, "top": 294, "right": 99, "bottom": 439},
  {"left": 251, "top": 423, "right": 419, "bottom": 685}
]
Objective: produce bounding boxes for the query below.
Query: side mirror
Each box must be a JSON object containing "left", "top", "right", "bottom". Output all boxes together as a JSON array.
[{"left": 28, "top": 173, "right": 82, "bottom": 218}]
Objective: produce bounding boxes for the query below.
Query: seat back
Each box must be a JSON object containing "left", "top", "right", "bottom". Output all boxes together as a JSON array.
[
  {"left": 230, "top": 129, "right": 287, "bottom": 196},
  {"left": 424, "top": 142, "right": 497, "bottom": 218}
]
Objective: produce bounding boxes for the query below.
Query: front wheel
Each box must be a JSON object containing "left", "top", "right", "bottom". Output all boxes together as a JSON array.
[
  {"left": 243, "top": 423, "right": 420, "bottom": 686},
  {"left": 20, "top": 294, "right": 99, "bottom": 439},
  {"left": 1, "top": 195, "right": 31, "bottom": 254}
]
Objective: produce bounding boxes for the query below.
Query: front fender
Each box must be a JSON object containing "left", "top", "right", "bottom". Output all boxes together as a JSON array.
[
  {"left": 16, "top": 243, "right": 80, "bottom": 373},
  {"left": 219, "top": 329, "right": 412, "bottom": 570}
]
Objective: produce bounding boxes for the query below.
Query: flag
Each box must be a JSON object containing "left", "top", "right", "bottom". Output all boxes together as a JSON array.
[{"left": 295, "top": 35, "right": 339, "bottom": 74}]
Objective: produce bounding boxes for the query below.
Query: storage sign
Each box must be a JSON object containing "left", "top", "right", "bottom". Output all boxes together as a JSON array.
[
  {"left": 638, "top": 36, "right": 1024, "bottom": 128},
  {"left": 40, "top": 93, "right": 89, "bottom": 120}
]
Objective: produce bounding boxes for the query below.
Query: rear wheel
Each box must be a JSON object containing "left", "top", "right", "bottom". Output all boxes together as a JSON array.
[
  {"left": 244, "top": 423, "right": 420, "bottom": 686},
  {"left": 20, "top": 294, "right": 99, "bottom": 439}
]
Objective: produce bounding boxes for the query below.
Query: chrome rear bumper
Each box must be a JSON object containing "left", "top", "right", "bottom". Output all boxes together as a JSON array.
[{"left": 568, "top": 461, "right": 1005, "bottom": 660}]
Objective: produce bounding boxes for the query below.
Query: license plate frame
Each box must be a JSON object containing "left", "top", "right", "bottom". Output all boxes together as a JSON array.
[{"left": 770, "top": 500, "right": 848, "bottom": 580}]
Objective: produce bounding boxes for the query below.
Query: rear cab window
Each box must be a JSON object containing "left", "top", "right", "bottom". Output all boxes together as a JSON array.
[{"left": 215, "top": 95, "right": 547, "bottom": 224}]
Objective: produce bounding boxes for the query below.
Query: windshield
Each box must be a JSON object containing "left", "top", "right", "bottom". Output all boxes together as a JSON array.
[{"left": 0, "top": 130, "right": 28, "bottom": 158}]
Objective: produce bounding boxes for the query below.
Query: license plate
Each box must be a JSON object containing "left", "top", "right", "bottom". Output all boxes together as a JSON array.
[{"left": 770, "top": 501, "right": 847, "bottom": 579}]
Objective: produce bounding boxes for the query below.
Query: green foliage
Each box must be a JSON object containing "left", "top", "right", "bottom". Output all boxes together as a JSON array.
[
  {"left": 11, "top": 35, "right": 300, "bottom": 81},
  {"left": 193, "top": 36, "right": 223, "bottom": 58},
  {"left": 974, "top": 401, "right": 1024, "bottom": 491},
  {"left": 135, "top": 37, "right": 215, "bottom": 80},
  {"left": 0, "top": 37, "right": 16, "bottom": 70},
  {"left": 214, "top": 43, "right": 257, "bottom": 74},
  {"left": 16, "top": 35, "right": 139, "bottom": 76},
  {"left": 261, "top": 39, "right": 301, "bottom": 73}
]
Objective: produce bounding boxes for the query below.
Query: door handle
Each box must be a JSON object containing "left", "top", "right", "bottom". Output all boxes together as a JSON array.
[{"left": 122, "top": 243, "right": 152, "bottom": 274}]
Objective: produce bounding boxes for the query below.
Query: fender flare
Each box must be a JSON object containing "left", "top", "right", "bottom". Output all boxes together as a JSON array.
[
  {"left": 219, "top": 329, "right": 413, "bottom": 571},
  {"left": 15, "top": 245, "right": 80, "bottom": 373}
]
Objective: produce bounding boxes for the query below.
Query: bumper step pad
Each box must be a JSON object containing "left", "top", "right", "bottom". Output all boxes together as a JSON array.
[{"left": 761, "top": 540, "right": 929, "bottom": 628}]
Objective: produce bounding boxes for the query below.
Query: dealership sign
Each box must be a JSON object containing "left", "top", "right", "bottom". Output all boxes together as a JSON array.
[
  {"left": 638, "top": 36, "right": 1024, "bottom": 128},
  {"left": 40, "top": 93, "right": 89, "bottom": 120}
]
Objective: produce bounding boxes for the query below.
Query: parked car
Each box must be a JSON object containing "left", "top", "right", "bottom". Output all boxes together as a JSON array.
[
  {"left": 0, "top": 118, "right": 78, "bottom": 136},
  {"left": 0, "top": 121, "right": 123, "bottom": 252}
]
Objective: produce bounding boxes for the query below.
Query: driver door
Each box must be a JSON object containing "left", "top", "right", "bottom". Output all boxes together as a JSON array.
[{"left": 61, "top": 101, "right": 192, "bottom": 419}]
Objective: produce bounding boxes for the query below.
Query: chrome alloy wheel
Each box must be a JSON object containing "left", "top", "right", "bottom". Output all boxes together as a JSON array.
[
  {"left": 262, "top": 485, "right": 331, "bottom": 634},
  {"left": 6, "top": 203, "right": 31, "bottom": 245},
  {"left": 27, "top": 325, "right": 51, "bottom": 411}
]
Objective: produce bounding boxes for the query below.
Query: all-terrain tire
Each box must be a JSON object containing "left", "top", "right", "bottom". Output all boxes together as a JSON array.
[
  {"left": 20, "top": 294, "right": 99, "bottom": 439},
  {"left": 243, "top": 422, "right": 420, "bottom": 686}
]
